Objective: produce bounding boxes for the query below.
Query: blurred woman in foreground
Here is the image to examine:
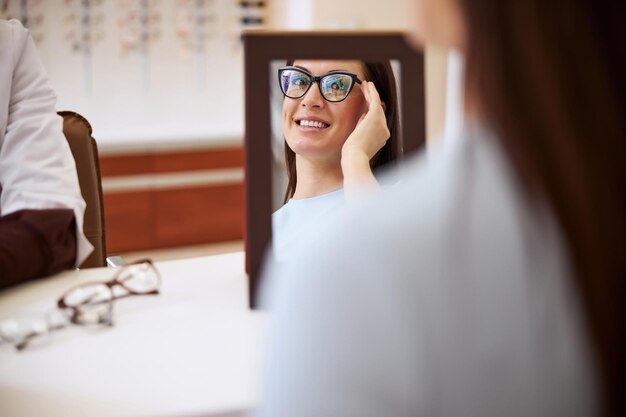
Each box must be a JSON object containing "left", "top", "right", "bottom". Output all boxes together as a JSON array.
[{"left": 259, "top": 1, "right": 625, "bottom": 416}]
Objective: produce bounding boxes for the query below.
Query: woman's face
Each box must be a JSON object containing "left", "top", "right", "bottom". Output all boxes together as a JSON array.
[{"left": 282, "top": 60, "right": 368, "bottom": 163}]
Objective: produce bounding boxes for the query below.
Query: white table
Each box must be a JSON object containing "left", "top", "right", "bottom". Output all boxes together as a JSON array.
[{"left": 0, "top": 252, "right": 266, "bottom": 417}]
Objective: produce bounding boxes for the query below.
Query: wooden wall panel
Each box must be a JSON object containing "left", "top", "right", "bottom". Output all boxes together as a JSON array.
[
  {"left": 100, "top": 148, "right": 243, "bottom": 177},
  {"left": 103, "top": 191, "right": 153, "bottom": 253},
  {"left": 154, "top": 148, "right": 243, "bottom": 173},
  {"left": 154, "top": 184, "right": 244, "bottom": 247},
  {"left": 100, "top": 155, "right": 153, "bottom": 177},
  {"left": 100, "top": 146, "right": 245, "bottom": 253}
]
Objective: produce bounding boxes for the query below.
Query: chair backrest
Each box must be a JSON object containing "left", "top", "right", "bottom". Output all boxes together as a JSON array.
[{"left": 58, "top": 111, "right": 107, "bottom": 268}]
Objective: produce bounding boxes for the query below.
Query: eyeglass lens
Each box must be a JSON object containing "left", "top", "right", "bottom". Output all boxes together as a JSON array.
[
  {"left": 280, "top": 69, "right": 356, "bottom": 102},
  {"left": 118, "top": 262, "right": 160, "bottom": 293},
  {"left": 62, "top": 283, "right": 114, "bottom": 325},
  {"left": 0, "top": 310, "right": 70, "bottom": 350},
  {"left": 0, "top": 316, "right": 50, "bottom": 350},
  {"left": 60, "top": 262, "right": 160, "bottom": 325}
]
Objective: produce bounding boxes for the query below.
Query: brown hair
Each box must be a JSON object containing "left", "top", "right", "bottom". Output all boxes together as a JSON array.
[
  {"left": 282, "top": 61, "right": 400, "bottom": 203},
  {"left": 459, "top": 1, "right": 625, "bottom": 415}
]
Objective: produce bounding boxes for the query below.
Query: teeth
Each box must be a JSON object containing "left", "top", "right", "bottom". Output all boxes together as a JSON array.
[{"left": 299, "top": 119, "right": 328, "bottom": 128}]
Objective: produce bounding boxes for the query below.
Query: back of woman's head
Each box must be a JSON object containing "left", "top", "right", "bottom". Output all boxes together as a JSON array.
[
  {"left": 283, "top": 60, "right": 399, "bottom": 202},
  {"left": 459, "top": 0, "right": 625, "bottom": 414}
]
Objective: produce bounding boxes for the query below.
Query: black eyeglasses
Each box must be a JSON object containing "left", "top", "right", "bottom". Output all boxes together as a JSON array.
[{"left": 278, "top": 66, "right": 362, "bottom": 103}]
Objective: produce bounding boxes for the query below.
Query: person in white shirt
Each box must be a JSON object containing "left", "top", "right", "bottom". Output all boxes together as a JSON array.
[
  {"left": 258, "top": 0, "right": 625, "bottom": 416},
  {"left": 0, "top": 19, "right": 92, "bottom": 286},
  {"left": 272, "top": 60, "right": 399, "bottom": 260}
]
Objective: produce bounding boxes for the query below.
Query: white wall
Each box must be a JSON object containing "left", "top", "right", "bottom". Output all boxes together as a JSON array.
[{"left": 4, "top": 0, "right": 246, "bottom": 151}]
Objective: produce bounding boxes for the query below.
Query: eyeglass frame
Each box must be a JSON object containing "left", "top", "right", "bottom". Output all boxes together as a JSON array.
[
  {"left": 0, "top": 259, "right": 162, "bottom": 351},
  {"left": 57, "top": 258, "right": 161, "bottom": 326},
  {"left": 278, "top": 66, "right": 363, "bottom": 103},
  {"left": 0, "top": 260, "right": 161, "bottom": 351}
]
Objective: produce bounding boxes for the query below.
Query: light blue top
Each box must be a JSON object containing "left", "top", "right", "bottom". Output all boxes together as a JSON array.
[{"left": 272, "top": 188, "right": 344, "bottom": 262}]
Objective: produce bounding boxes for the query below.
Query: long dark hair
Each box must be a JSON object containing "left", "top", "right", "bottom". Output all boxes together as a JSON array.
[
  {"left": 282, "top": 61, "right": 400, "bottom": 203},
  {"left": 460, "top": 1, "right": 625, "bottom": 415}
]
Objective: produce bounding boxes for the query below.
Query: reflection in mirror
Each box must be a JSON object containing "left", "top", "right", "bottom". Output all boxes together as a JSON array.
[
  {"left": 243, "top": 31, "right": 425, "bottom": 308},
  {"left": 269, "top": 59, "right": 404, "bottom": 261}
]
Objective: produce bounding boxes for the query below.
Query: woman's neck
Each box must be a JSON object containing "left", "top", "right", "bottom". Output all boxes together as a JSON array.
[{"left": 292, "top": 156, "right": 343, "bottom": 199}]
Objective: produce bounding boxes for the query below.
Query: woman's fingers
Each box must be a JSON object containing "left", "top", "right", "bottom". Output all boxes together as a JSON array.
[
  {"left": 362, "top": 80, "right": 372, "bottom": 104},
  {"left": 364, "top": 80, "right": 382, "bottom": 110},
  {"left": 345, "top": 79, "right": 390, "bottom": 157}
]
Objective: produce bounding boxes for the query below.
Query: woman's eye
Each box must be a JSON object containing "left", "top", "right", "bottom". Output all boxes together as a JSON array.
[{"left": 324, "top": 75, "right": 348, "bottom": 91}]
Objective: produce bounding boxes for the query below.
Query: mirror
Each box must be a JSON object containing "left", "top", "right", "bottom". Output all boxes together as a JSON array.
[
  {"left": 243, "top": 31, "right": 425, "bottom": 308},
  {"left": 269, "top": 59, "right": 405, "bottom": 261}
]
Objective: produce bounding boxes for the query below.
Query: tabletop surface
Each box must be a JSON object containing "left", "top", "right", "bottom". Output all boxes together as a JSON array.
[{"left": 0, "top": 252, "right": 266, "bottom": 417}]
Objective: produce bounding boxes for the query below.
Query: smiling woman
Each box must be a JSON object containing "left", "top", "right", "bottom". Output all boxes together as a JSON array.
[{"left": 272, "top": 59, "right": 400, "bottom": 260}]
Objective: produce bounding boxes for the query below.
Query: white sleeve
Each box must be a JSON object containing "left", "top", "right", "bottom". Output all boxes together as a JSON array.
[{"left": 0, "top": 20, "right": 93, "bottom": 266}]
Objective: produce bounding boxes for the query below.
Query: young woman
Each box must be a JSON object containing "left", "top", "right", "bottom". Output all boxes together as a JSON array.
[
  {"left": 272, "top": 60, "right": 399, "bottom": 260},
  {"left": 260, "top": 1, "right": 625, "bottom": 416}
]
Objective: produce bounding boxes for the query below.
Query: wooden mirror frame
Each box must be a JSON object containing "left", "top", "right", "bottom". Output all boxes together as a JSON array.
[{"left": 243, "top": 30, "right": 426, "bottom": 308}]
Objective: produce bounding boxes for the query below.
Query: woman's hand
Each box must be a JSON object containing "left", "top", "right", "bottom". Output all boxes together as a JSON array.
[
  {"left": 341, "top": 80, "right": 390, "bottom": 161},
  {"left": 341, "top": 80, "right": 390, "bottom": 200}
]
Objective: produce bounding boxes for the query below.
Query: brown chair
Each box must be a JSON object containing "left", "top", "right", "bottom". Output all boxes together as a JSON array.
[{"left": 58, "top": 111, "right": 107, "bottom": 268}]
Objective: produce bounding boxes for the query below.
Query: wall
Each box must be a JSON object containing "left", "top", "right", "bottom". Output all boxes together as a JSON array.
[
  {"left": 100, "top": 147, "right": 244, "bottom": 253},
  {"left": 2, "top": 0, "right": 246, "bottom": 150}
]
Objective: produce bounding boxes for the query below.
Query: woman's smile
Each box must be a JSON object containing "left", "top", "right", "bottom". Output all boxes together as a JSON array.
[{"left": 295, "top": 116, "right": 331, "bottom": 133}]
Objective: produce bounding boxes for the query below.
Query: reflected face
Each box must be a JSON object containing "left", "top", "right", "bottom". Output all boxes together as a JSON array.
[{"left": 282, "top": 60, "right": 367, "bottom": 163}]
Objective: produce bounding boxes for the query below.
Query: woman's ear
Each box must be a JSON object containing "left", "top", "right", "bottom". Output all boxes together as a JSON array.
[{"left": 381, "top": 101, "right": 387, "bottom": 113}]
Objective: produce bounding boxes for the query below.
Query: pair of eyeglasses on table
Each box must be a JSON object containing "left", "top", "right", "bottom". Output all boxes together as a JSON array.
[{"left": 0, "top": 259, "right": 161, "bottom": 351}]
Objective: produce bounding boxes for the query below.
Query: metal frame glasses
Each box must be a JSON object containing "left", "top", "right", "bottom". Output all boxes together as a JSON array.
[{"left": 278, "top": 66, "right": 362, "bottom": 103}]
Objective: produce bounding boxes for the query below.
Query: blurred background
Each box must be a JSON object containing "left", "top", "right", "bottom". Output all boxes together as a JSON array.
[{"left": 0, "top": 0, "right": 451, "bottom": 261}]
